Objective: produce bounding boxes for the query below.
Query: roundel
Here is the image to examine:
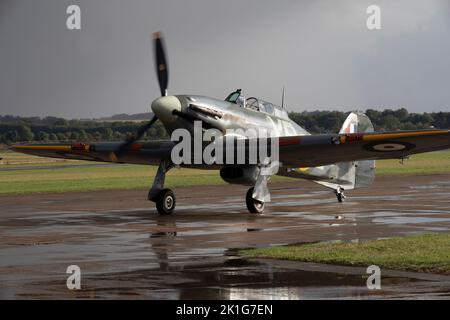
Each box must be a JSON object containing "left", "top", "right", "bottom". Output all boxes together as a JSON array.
[{"left": 364, "top": 141, "right": 415, "bottom": 152}]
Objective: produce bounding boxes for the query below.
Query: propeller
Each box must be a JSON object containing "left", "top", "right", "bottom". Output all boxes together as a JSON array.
[
  {"left": 111, "top": 32, "right": 169, "bottom": 160},
  {"left": 112, "top": 115, "right": 159, "bottom": 158},
  {"left": 154, "top": 32, "right": 169, "bottom": 97}
]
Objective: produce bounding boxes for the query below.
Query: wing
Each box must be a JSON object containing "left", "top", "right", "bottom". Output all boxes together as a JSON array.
[
  {"left": 11, "top": 141, "right": 175, "bottom": 165},
  {"left": 278, "top": 129, "right": 450, "bottom": 167},
  {"left": 11, "top": 129, "right": 450, "bottom": 168}
]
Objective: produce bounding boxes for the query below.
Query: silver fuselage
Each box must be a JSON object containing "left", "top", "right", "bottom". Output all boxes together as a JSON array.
[{"left": 162, "top": 95, "right": 309, "bottom": 138}]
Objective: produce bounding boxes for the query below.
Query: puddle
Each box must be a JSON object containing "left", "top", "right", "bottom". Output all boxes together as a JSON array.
[
  {"left": 372, "top": 216, "right": 450, "bottom": 225},
  {"left": 27, "top": 258, "right": 431, "bottom": 300}
]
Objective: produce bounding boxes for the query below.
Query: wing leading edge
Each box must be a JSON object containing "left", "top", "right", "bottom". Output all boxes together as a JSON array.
[{"left": 10, "top": 141, "right": 175, "bottom": 166}]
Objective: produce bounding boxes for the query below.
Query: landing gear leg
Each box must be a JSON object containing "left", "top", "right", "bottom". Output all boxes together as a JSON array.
[
  {"left": 246, "top": 161, "right": 279, "bottom": 214},
  {"left": 148, "top": 160, "right": 176, "bottom": 215},
  {"left": 335, "top": 186, "right": 346, "bottom": 203}
]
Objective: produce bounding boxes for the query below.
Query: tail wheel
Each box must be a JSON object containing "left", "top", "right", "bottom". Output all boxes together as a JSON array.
[
  {"left": 156, "top": 189, "right": 176, "bottom": 215},
  {"left": 246, "top": 187, "right": 265, "bottom": 214},
  {"left": 335, "top": 187, "right": 345, "bottom": 203}
]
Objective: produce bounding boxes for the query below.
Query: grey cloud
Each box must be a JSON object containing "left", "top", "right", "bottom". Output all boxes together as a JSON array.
[{"left": 0, "top": 0, "right": 449, "bottom": 118}]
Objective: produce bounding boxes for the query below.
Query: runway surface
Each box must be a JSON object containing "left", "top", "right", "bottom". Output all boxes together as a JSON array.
[{"left": 1, "top": 175, "right": 450, "bottom": 299}]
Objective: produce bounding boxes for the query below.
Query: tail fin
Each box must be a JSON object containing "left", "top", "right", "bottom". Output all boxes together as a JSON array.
[
  {"left": 339, "top": 111, "right": 374, "bottom": 135},
  {"left": 315, "top": 111, "right": 376, "bottom": 190}
]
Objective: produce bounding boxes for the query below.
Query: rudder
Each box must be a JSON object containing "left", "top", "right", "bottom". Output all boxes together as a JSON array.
[
  {"left": 314, "top": 111, "right": 376, "bottom": 191},
  {"left": 340, "top": 111, "right": 376, "bottom": 188}
]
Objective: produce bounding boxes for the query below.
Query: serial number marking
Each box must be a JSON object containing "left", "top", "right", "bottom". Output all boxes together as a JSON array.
[{"left": 220, "top": 304, "right": 273, "bottom": 316}]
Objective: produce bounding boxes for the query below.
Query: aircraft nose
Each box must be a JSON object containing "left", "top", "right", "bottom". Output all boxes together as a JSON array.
[{"left": 151, "top": 96, "right": 182, "bottom": 124}]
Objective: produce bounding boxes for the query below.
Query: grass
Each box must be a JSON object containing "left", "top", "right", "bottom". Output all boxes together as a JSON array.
[
  {"left": 0, "top": 150, "right": 450, "bottom": 194},
  {"left": 239, "top": 234, "right": 450, "bottom": 274},
  {"left": 0, "top": 162, "right": 224, "bottom": 194},
  {"left": 376, "top": 151, "right": 450, "bottom": 176},
  {"left": 0, "top": 151, "right": 291, "bottom": 194}
]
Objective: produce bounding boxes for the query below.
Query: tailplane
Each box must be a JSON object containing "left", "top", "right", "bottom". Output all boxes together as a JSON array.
[{"left": 314, "top": 111, "right": 376, "bottom": 192}]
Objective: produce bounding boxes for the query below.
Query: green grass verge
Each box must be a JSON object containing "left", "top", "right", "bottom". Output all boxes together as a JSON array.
[
  {"left": 0, "top": 165, "right": 223, "bottom": 194},
  {"left": 0, "top": 152, "right": 293, "bottom": 194},
  {"left": 376, "top": 151, "right": 450, "bottom": 176},
  {"left": 1, "top": 151, "right": 450, "bottom": 194},
  {"left": 0, "top": 175, "right": 225, "bottom": 194},
  {"left": 240, "top": 234, "right": 450, "bottom": 274}
]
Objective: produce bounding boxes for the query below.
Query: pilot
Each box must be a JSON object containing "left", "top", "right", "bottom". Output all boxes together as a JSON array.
[
  {"left": 235, "top": 90, "right": 246, "bottom": 108},
  {"left": 236, "top": 94, "right": 246, "bottom": 108}
]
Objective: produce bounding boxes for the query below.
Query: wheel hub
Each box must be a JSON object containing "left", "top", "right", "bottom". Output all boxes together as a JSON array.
[{"left": 165, "top": 196, "right": 174, "bottom": 209}]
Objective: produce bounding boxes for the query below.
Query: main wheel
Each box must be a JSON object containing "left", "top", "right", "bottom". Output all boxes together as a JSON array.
[
  {"left": 156, "top": 189, "right": 176, "bottom": 215},
  {"left": 246, "top": 187, "right": 265, "bottom": 214}
]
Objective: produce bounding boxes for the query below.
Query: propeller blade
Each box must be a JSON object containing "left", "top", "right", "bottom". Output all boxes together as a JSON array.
[
  {"left": 110, "top": 32, "right": 169, "bottom": 162},
  {"left": 153, "top": 32, "right": 168, "bottom": 97},
  {"left": 114, "top": 115, "right": 159, "bottom": 158}
]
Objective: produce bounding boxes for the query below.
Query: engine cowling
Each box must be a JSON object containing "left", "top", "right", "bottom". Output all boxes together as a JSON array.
[{"left": 220, "top": 165, "right": 260, "bottom": 185}]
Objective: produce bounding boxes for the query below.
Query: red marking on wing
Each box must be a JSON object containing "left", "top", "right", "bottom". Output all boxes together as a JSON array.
[
  {"left": 71, "top": 143, "right": 88, "bottom": 152},
  {"left": 279, "top": 137, "right": 301, "bottom": 146},
  {"left": 344, "top": 133, "right": 364, "bottom": 142},
  {"left": 129, "top": 144, "right": 143, "bottom": 151}
]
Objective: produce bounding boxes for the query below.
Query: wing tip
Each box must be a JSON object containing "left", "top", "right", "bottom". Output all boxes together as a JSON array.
[{"left": 9, "top": 144, "right": 26, "bottom": 152}]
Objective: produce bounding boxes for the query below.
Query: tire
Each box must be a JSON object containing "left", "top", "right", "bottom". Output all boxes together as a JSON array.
[
  {"left": 246, "top": 187, "right": 265, "bottom": 214},
  {"left": 156, "top": 189, "right": 176, "bottom": 215},
  {"left": 335, "top": 187, "right": 345, "bottom": 203}
]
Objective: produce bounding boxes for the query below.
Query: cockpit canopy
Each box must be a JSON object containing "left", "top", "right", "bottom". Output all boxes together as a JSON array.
[
  {"left": 225, "top": 89, "right": 243, "bottom": 104},
  {"left": 225, "top": 89, "right": 289, "bottom": 119}
]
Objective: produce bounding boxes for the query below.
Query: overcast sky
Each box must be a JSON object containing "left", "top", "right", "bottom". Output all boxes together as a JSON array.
[{"left": 1, "top": 0, "right": 449, "bottom": 118}]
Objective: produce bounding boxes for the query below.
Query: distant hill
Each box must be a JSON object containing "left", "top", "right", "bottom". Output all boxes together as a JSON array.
[{"left": 98, "top": 113, "right": 153, "bottom": 121}]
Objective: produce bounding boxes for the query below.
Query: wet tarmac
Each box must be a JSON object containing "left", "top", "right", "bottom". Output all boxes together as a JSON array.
[{"left": 1, "top": 174, "right": 450, "bottom": 299}]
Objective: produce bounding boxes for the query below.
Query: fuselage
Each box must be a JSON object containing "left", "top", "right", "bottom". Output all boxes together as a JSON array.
[{"left": 152, "top": 95, "right": 309, "bottom": 139}]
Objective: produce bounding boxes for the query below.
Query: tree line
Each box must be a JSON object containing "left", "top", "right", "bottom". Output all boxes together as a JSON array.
[
  {"left": 0, "top": 116, "right": 168, "bottom": 145},
  {"left": 288, "top": 108, "right": 450, "bottom": 134},
  {"left": 1, "top": 108, "right": 449, "bottom": 145}
]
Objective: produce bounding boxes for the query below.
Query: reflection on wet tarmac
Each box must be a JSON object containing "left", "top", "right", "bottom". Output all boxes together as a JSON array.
[{"left": 1, "top": 175, "right": 450, "bottom": 299}]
